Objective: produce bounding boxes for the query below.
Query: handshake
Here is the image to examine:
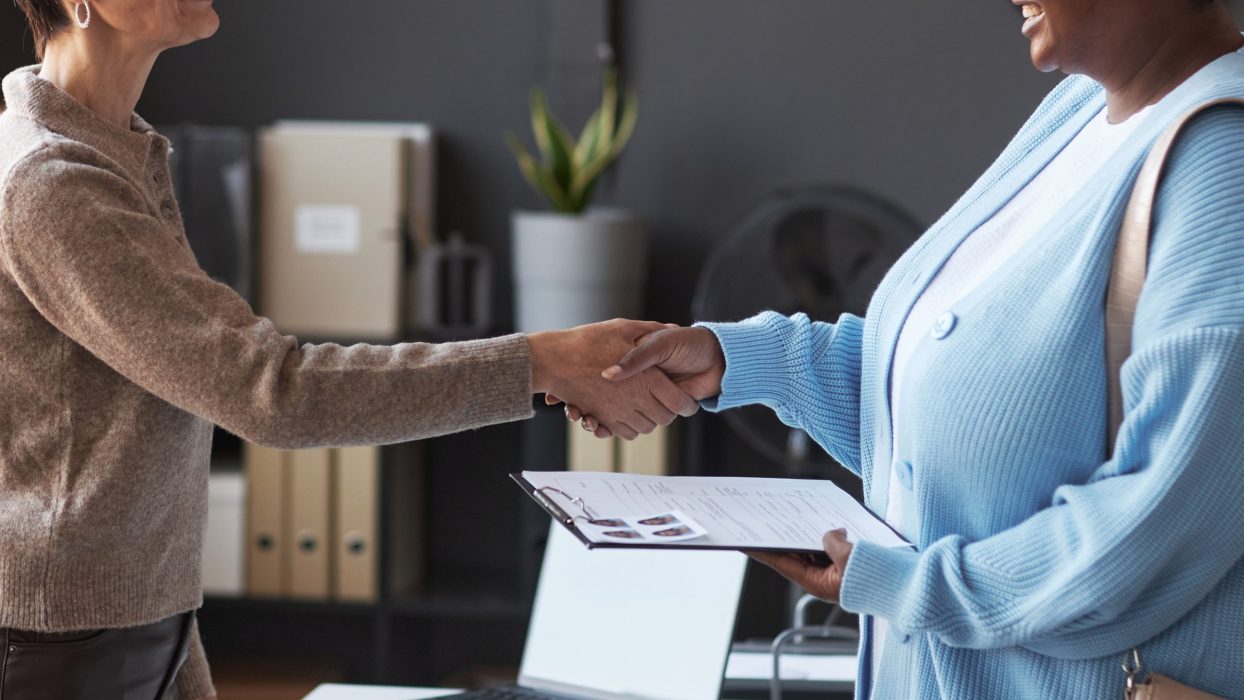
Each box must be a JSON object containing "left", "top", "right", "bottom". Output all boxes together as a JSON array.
[{"left": 528, "top": 319, "right": 726, "bottom": 440}]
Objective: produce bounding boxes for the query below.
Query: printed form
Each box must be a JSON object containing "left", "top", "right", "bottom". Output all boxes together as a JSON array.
[{"left": 520, "top": 471, "right": 911, "bottom": 551}]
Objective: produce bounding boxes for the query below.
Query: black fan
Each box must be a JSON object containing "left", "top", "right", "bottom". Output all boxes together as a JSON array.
[{"left": 692, "top": 185, "right": 923, "bottom": 478}]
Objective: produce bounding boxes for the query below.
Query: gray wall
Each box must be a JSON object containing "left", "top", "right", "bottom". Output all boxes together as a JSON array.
[{"left": 0, "top": 1, "right": 1068, "bottom": 325}]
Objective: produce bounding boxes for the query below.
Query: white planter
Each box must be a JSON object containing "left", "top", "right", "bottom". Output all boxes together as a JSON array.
[{"left": 512, "top": 209, "right": 648, "bottom": 333}]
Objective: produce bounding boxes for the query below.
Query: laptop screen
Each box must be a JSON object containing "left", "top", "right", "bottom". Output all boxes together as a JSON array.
[{"left": 518, "top": 525, "right": 748, "bottom": 700}]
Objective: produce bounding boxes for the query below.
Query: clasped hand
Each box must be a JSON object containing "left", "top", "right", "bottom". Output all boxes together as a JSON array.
[
  {"left": 529, "top": 319, "right": 725, "bottom": 440},
  {"left": 531, "top": 320, "right": 854, "bottom": 599}
]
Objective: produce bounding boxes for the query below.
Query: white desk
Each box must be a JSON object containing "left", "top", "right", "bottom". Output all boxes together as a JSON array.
[{"left": 304, "top": 685, "right": 458, "bottom": 700}]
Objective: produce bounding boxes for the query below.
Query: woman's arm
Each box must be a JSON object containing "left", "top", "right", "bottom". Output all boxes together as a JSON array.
[
  {"left": 697, "top": 312, "right": 867, "bottom": 476},
  {"left": 0, "top": 146, "right": 686, "bottom": 447}
]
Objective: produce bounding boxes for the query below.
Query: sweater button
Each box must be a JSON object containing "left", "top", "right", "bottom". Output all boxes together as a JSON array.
[
  {"left": 931, "top": 311, "right": 957, "bottom": 339},
  {"left": 896, "top": 461, "right": 914, "bottom": 490}
]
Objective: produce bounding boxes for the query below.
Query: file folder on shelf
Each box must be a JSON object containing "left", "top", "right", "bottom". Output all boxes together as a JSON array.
[
  {"left": 258, "top": 128, "right": 407, "bottom": 341},
  {"left": 568, "top": 425, "right": 672, "bottom": 475},
  {"left": 333, "top": 446, "right": 380, "bottom": 602},
  {"left": 244, "top": 442, "right": 286, "bottom": 597},
  {"left": 263, "top": 119, "right": 437, "bottom": 335},
  {"left": 568, "top": 427, "right": 617, "bottom": 472},
  {"left": 618, "top": 426, "right": 671, "bottom": 476},
  {"left": 286, "top": 448, "right": 333, "bottom": 600}
]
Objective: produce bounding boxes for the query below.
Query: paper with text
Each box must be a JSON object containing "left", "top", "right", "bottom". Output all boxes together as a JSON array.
[{"left": 522, "top": 471, "right": 911, "bottom": 552}]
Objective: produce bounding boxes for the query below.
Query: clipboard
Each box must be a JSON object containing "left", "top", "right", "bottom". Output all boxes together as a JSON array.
[{"left": 511, "top": 472, "right": 911, "bottom": 561}]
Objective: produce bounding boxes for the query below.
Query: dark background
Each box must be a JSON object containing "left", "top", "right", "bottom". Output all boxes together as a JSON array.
[{"left": 1, "top": 0, "right": 1060, "bottom": 328}]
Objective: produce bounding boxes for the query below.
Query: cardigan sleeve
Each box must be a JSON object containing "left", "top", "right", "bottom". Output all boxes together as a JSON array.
[
  {"left": 697, "top": 311, "right": 865, "bottom": 475},
  {"left": 0, "top": 147, "right": 533, "bottom": 449},
  {"left": 837, "top": 106, "right": 1244, "bottom": 659}
]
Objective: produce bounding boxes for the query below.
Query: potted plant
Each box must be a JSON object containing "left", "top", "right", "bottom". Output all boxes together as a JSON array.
[{"left": 506, "top": 68, "right": 646, "bottom": 333}]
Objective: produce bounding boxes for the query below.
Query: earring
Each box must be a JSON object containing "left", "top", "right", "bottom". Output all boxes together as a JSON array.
[{"left": 73, "top": 1, "right": 91, "bottom": 29}]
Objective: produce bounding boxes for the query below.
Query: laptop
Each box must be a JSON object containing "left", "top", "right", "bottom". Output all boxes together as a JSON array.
[{"left": 446, "top": 524, "right": 749, "bottom": 700}]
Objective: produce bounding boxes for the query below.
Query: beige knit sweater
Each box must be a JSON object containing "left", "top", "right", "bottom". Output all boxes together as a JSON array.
[{"left": 0, "top": 66, "right": 534, "bottom": 698}]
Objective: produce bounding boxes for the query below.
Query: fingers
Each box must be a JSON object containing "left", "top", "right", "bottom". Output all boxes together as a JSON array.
[
  {"left": 545, "top": 394, "right": 562, "bottom": 406},
  {"left": 616, "top": 319, "right": 674, "bottom": 342},
  {"left": 627, "top": 410, "right": 658, "bottom": 437},
  {"left": 748, "top": 551, "right": 815, "bottom": 585},
  {"left": 582, "top": 414, "right": 637, "bottom": 440},
  {"left": 565, "top": 404, "right": 583, "bottom": 422},
  {"left": 649, "top": 376, "right": 699, "bottom": 419},
  {"left": 822, "top": 529, "right": 853, "bottom": 565},
  {"left": 602, "top": 330, "right": 672, "bottom": 382},
  {"left": 610, "top": 420, "right": 640, "bottom": 441},
  {"left": 748, "top": 548, "right": 842, "bottom": 602}
]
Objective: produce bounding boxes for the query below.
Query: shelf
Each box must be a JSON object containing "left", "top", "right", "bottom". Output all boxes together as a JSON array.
[
  {"left": 387, "top": 592, "right": 528, "bottom": 620},
  {"left": 202, "top": 595, "right": 378, "bottom": 617},
  {"left": 201, "top": 592, "right": 529, "bottom": 621}
]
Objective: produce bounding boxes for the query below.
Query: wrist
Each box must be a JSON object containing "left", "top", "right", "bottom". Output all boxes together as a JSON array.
[
  {"left": 526, "top": 331, "right": 563, "bottom": 394},
  {"left": 694, "top": 326, "right": 726, "bottom": 397}
]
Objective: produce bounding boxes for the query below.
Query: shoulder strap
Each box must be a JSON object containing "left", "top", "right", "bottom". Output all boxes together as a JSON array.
[{"left": 1106, "top": 97, "right": 1244, "bottom": 450}]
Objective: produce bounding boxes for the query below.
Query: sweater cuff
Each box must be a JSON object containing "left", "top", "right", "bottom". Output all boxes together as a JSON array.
[
  {"left": 695, "top": 315, "right": 800, "bottom": 412},
  {"left": 455, "top": 333, "right": 534, "bottom": 427},
  {"left": 838, "top": 539, "right": 921, "bottom": 621}
]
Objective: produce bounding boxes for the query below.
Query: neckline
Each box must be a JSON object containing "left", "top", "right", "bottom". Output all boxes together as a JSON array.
[{"left": 2, "top": 64, "right": 166, "bottom": 183}]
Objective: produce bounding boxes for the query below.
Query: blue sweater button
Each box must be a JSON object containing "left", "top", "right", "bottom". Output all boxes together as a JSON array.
[
  {"left": 932, "top": 311, "right": 958, "bottom": 339},
  {"left": 896, "top": 461, "right": 914, "bottom": 489}
]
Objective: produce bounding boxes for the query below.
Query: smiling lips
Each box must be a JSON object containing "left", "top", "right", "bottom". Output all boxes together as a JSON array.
[{"left": 1021, "top": 4, "right": 1044, "bottom": 19}]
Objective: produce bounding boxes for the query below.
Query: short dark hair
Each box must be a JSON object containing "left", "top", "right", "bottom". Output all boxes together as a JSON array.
[{"left": 14, "top": 0, "right": 70, "bottom": 61}]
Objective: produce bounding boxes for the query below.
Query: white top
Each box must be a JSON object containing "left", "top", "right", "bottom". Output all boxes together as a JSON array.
[{"left": 871, "top": 103, "right": 1152, "bottom": 693}]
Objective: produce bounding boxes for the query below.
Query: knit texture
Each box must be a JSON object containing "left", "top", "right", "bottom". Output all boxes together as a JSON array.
[
  {"left": 0, "top": 65, "right": 534, "bottom": 698},
  {"left": 701, "top": 52, "right": 1244, "bottom": 699}
]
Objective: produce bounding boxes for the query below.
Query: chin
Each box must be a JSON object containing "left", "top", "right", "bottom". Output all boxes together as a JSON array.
[
  {"left": 1029, "top": 43, "right": 1061, "bottom": 74},
  {"left": 177, "top": 13, "right": 220, "bottom": 45}
]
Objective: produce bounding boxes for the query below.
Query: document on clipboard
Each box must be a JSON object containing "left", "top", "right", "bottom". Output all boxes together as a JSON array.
[{"left": 513, "top": 471, "right": 912, "bottom": 554}]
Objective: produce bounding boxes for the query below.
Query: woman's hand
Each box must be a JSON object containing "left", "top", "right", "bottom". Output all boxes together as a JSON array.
[
  {"left": 548, "top": 325, "right": 726, "bottom": 438},
  {"left": 528, "top": 320, "right": 700, "bottom": 440},
  {"left": 748, "top": 529, "right": 854, "bottom": 602}
]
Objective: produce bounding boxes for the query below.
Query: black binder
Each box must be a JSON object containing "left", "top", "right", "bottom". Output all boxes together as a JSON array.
[{"left": 163, "top": 125, "right": 255, "bottom": 301}]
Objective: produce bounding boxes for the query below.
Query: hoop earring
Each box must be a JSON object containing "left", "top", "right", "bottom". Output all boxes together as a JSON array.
[{"left": 74, "top": 1, "right": 91, "bottom": 29}]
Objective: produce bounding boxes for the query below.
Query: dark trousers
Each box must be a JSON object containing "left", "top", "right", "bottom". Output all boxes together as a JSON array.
[{"left": 0, "top": 612, "right": 192, "bottom": 700}]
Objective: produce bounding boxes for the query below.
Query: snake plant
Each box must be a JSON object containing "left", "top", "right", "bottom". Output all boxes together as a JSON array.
[{"left": 506, "top": 69, "right": 639, "bottom": 215}]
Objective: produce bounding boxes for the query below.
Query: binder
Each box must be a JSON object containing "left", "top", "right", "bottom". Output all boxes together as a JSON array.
[
  {"left": 258, "top": 128, "right": 408, "bottom": 340},
  {"left": 268, "top": 121, "right": 438, "bottom": 334},
  {"left": 333, "top": 446, "right": 380, "bottom": 602},
  {"left": 286, "top": 448, "right": 333, "bottom": 600},
  {"left": 164, "top": 126, "right": 255, "bottom": 301},
  {"left": 244, "top": 442, "right": 286, "bottom": 597},
  {"left": 385, "top": 441, "right": 428, "bottom": 598},
  {"left": 617, "top": 426, "right": 672, "bottom": 476},
  {"left": 568, "top": 427, "right": 617, "bottom": 472}
]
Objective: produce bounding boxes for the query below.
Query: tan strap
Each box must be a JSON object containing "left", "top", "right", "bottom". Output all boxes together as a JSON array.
[
  {"left": 1106, "top": 98, "right": 1244, "bottom": 449},
  {"left": 1130, "top": 673, "right": 1227, "bottom": 700}
]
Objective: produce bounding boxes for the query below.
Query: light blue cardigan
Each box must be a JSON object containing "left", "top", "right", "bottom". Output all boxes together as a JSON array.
[{"left": 701, "top": 52, "right": 1244, "bottom": 699}]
